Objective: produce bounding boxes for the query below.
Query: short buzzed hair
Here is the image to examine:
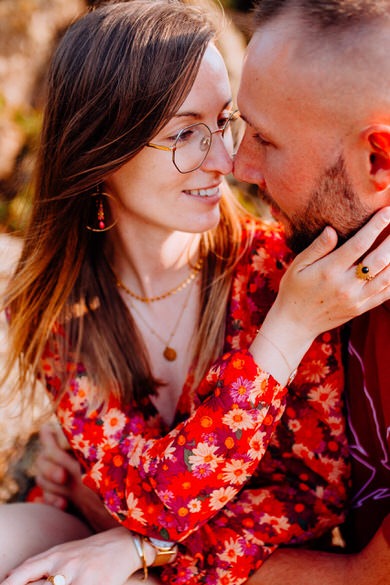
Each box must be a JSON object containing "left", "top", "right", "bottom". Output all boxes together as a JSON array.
[{"left": 254, "top": 0, "right": 390, "bottom": 29}]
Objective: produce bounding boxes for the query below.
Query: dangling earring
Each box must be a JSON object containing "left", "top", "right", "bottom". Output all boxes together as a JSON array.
[
  {"left": 97, "top": 197, "right": 105, "bottom": 230},
  {"left": 86, "top": 184, "right": 118, "bottom": 232}
]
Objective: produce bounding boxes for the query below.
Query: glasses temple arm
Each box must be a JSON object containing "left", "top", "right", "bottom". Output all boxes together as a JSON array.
[{"left": 146, "top": 143, "right": 174, "bottom": 152}]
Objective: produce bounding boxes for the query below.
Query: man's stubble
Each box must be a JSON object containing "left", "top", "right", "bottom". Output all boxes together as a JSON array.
[{"left": 259, "top": 156, "right": 371, "bottom": 253}]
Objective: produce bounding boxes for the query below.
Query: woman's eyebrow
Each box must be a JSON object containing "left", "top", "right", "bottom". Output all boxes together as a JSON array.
[{"left": 173, "top": 99, "right": 233, "bottom": 119}]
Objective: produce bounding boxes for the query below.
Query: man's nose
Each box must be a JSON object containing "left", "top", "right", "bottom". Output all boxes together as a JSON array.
[{"left": 233, "top": 136, "right": 266, "bottom": 189}]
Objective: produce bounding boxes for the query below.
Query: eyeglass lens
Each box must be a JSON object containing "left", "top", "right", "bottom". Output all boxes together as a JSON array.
[{"left": 173, "top": 115, "right": 237, "bottom": 173}]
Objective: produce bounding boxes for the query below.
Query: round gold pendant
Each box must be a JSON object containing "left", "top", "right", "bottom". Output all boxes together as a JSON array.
[{"left": 163, "top": 346, "right": 177, "bottom": 361}]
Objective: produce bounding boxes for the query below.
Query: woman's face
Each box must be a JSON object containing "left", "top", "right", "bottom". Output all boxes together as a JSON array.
[{"left": 104, "top": 43, "right": 234, "bottom": 237}]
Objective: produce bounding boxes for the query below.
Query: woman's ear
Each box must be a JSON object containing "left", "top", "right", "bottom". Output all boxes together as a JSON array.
[{"left": 363, "top": 125, "right": 390, "bottom": 192}]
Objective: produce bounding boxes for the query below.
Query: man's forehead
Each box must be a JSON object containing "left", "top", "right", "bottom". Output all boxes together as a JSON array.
[
  {"left": 245, "top": 13, "right": 299, "bottom": 77},
  {"left": 241, "top": 9, "right": 390, "bottom": 130},
  {"left": 245, "top": 8, "right": 390, "bottom": 92},
  {"left": 239, "top": 22, "right": 329, "bottom": 130},
  {"left": 245, "top": 12, "right": 344, "bottom": 88}
]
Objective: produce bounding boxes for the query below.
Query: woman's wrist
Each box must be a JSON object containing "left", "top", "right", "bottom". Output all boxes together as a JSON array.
[
  {"left": 132, "top": 533, "right": 156, "bottom": 579},
  {"left": 132, "top": 534, "right": 177, "bottom": 579},
  {"left": 95, "top": 526, "right": 143, "bottom": 576},
  {"left": 251, "top": 306, "right": 313, "bottom": 385},
  {"left": 250, "top": 331, "right": 296, "bottom": 386}
]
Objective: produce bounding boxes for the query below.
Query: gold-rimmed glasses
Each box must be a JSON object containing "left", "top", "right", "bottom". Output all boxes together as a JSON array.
[{"left": 146, "top": 110, "right": 240, "bottom": 173}]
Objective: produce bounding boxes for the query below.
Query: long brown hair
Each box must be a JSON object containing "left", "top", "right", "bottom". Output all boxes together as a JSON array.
[{"left": 3, "top": 0, "right": 253, "bottom": 409}]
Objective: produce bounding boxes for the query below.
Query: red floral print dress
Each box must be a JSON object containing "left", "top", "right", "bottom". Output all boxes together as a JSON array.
[{"left": 41, "top": 220, "right": 349, "bottom": 585}]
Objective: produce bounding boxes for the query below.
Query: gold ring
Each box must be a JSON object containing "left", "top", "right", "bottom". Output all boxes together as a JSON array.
[
  {"left": 46, "top": 575, "right": 66, "bottom": 585},
  {"left": 356, "top": 263, "right": 374, "bottom": 281}
]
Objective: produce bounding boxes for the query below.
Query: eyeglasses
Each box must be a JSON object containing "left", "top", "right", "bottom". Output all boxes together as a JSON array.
[{"left": 146, "top": 110, "right": 240, "bottom": 174}]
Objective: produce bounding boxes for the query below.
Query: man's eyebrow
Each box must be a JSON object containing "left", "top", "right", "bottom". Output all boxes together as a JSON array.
[
  {"left": 238, "top": 111, "right": 254, "bottom": 127},
  {"left": 173, "top": 99, "right": 233, "bottom": 119}
]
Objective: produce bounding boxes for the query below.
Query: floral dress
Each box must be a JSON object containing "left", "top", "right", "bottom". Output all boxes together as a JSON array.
[{"left": 41, "top": 220, "right": 349, "bottom": 585}]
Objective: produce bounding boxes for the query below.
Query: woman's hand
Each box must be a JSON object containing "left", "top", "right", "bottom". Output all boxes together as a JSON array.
[
  {"left": 35, "top": 424, "right": 117, "bottom": 532},
  {"left": 0, "top": 528, "right": 143, "bottom": 585},
  {"left": 251, "top": 207, "right": 390, "bottom": 385}
]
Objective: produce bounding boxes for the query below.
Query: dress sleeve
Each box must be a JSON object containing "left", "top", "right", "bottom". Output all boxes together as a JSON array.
[
  {"left": 158, "top": 223, "right": 350, "bottom": 585},
  {"left": 160, "top": 329, "right": 350, "bottom": 585},
  {"left": 42, "top": 343, "right": 288, "bottom": 542}
]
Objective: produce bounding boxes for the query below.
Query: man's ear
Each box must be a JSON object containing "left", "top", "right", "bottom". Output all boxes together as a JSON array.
[{"left": 363, "top": 125, "right": 390, "bottom": 192}]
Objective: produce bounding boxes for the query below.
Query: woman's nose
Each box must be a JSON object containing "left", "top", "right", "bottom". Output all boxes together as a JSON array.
[{"left": 201, "top": 131, "right": 233, "bottom": 175}]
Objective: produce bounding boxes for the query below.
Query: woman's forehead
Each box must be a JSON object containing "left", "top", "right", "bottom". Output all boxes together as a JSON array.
[{"left": 175, "top": 44, "right": 231, "bottom": 116}]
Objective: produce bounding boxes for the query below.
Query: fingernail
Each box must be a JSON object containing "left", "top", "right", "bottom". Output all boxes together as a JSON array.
[
  {"left": 54, "top": 470, "right": 64, "bottom": 483},
  {"left": 381, "top": 207, "right": 390, "bottom": 221},
  {"left": 322, "top": 226, "right": 333, "bottom": 241}
]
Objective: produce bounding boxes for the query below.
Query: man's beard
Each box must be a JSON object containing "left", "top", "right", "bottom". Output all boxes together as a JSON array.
[{"left": 259, "top": 156, "right": 371, "bottom": 254}]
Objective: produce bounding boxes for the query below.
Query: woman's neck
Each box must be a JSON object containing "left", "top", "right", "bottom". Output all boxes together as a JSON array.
[{"left": 107, "top": 222, "right": 202, "bottom": 299}]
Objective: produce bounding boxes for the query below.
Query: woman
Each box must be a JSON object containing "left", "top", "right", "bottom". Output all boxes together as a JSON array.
[{"left": 1, "top": 1, "right": 390, "bottom": 585}]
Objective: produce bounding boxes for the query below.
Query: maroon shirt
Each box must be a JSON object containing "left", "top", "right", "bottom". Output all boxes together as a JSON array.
[{"left": 341, "top": 303, "right": 390, "bottom": 551}]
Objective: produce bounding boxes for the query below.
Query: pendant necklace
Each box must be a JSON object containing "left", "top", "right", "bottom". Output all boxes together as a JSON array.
[{"left": 128, "top": 274, "right": 196, "bottom": 361}]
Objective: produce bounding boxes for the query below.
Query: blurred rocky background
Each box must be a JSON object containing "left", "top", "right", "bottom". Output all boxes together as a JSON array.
[{"left": 0, "top": 0, "right": 258, "bottom": 502}]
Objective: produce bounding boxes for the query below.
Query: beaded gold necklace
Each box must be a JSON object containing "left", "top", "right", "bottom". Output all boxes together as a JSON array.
[{"left": 113, "top": 258, "right": 203, "bottom": 303}]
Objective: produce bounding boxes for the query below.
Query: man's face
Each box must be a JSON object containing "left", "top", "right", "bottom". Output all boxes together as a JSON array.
[{"left": 234, "top": 22, "right": 371, "bottom": 253}]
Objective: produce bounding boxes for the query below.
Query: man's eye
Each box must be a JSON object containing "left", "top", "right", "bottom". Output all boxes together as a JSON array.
[
  {"left": 254, "top": 133, "right": 270, "bottom": 147},
  {"left": 217, "top": 115, "right": 231, "bottom": 129}
]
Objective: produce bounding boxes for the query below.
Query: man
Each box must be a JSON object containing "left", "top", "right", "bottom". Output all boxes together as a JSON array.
[{"left": 234, "top": 0, "right": 390, "bottom": 582}]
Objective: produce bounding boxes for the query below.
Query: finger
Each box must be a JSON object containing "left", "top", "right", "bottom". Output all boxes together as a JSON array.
[
  {"left": 38, "top": 435, "right": 80, "bottom": 480},
  {"left": 39, "top": 425, "right": 64, "bottom": 455},
  {"left": 35, "top": 474, "right": 70, "bottom": 501},
  {"left": 41, "top": 423, "right": 70, "bottom": 452},
  {"left": 292, "top": 226, "right": 338, "bottom": 269},
  {"left": 330, "top": 206, "right": 390, "bottom": 266},
  {"left": 2, "top": 557, "right": 53, "bottom": 585},
  {"left": 357, "top": 234, "right": 390, "bottom": 279},
  {"left": 42, "top": 491, "right": 68, "bottom": 511},
  {"left": 45, "top": 451, "right": 82, "bottom": 485},
  {"left": 356, "top": 265, "right": 390, "bottom": 313},
  {"left": 36, "top": 455, "right": 67, "bottom": 486},
  {"left": 363, "top": 263, "right": 390, "bottom": 297}
]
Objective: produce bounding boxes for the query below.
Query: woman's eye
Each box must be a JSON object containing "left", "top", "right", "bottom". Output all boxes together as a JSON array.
[
  {"left": 166, "top": 132, "right": 180, "bottom": 143},
  {"left": 175, "top": 129, "right": 194, "bottom": 144},
  {"left": 165, "top": 129, "right": 192, "bottom": 143}
]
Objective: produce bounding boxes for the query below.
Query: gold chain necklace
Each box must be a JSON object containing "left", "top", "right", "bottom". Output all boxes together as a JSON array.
[
  {"left": 128, "top": 275, "right": 196, "bottom": 361},
  {"left": 112, "top": 258, "right": 203, "bottom": 303}
]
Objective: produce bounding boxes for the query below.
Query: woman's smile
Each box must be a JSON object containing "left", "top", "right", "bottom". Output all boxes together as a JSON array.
[{"left": 182, "top": 184, "right": 221, "bottom": 199}]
